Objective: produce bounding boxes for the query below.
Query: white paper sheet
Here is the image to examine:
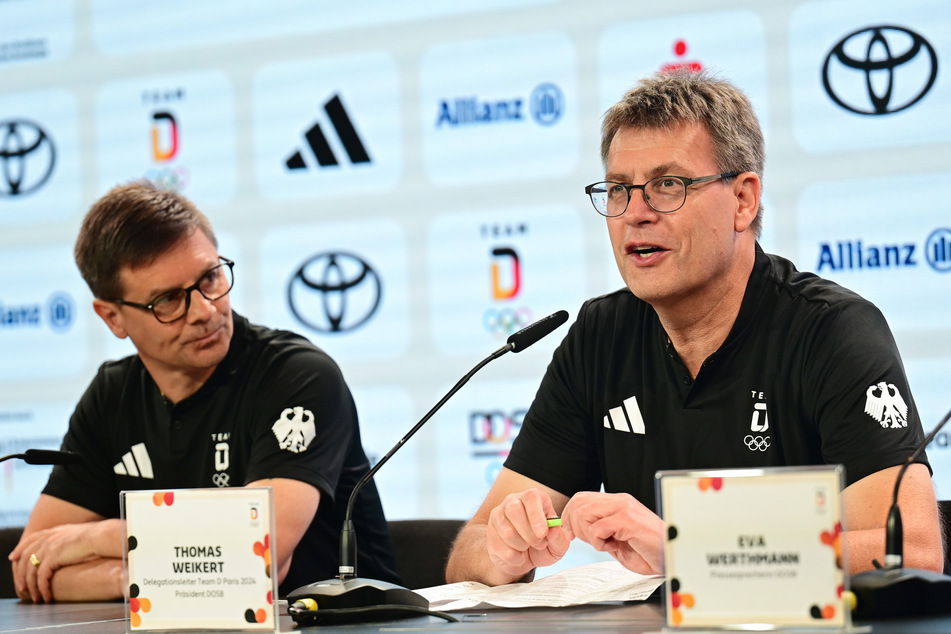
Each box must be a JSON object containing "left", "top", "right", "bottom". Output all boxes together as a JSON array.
[{"left": 416, "top": 560, "right": 664, "bottom": 611}]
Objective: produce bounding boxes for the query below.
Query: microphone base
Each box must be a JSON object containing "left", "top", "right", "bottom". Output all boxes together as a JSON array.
[
  {"left": 287, "top": 577, "right": 428, "bottom": 625},
  {"left": 850, "top": 567, "right": 951, "bottom": 619}
]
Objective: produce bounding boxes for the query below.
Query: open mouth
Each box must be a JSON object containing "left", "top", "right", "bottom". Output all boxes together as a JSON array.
[{"left": 629, "top": 245, "right": 666, "bottom": 259}]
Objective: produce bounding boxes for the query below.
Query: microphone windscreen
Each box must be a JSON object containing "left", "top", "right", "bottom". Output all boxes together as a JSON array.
[
  {"left": 507, "top": 310, "right": 569, "bottom": 353},
  {"left": 22, "top": 449, "right": 83, "bottom": 465}
]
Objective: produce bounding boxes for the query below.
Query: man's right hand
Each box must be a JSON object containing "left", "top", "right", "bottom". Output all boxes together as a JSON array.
[
  {"left": 10, "top": 494, "right": 115, "bottom": 603},
  {"left": 446, "top": 468, "right": 570, "bottom": 585},
  {"left": 10, "top": 518, "right": 123, "bottom": 603},
  {"left": 485, "top": 488, "right": 571, "bottom": 579}
]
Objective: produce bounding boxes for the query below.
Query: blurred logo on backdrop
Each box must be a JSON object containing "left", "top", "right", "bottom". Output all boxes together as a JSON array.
[
  {"left": 285, "top": 94, "right": 371, "bottom": 171},
  {"left": 822, "top": 25, "right": 938, "bottom": 115},
  {"left": 435, "top": 82, "right": 564, "bottom": 128},
  {"left": 151, "top": 111, "right": 179, "bottom": 161},
  {"left": 927, "top": 229, "right": 951, "bottom": 273},
  {"left": 286, "top": 251, "right": 382, "bottom": 333},
  {"left": 660, "top": 39, "right": 703, "bottom": 73},
  {"left": 146, "top": 109, "right": 189, "bottom": 191},
  {"left": 929, "top": 431, "right": 951, "bottom": 451},
  {"left": 815, "top": 227, "right": 951, "bottom": 274},
  {"left": 529, "top": 83, "right": 564, "bottom": 126},
  {"left": 469, "top": 409, "right": 527, "bottom": 485},
  {"left": 481, "top": 223, "right": 533, "bottom": 338},
  {"left": 0, "top": 291, "right": 74, "bottom": 332},
  {"left": 0, "top": 120, "right": 56, "bottom": 197},
  {"left": 142, "top": 87, "right": 190, "bottom": 192}
]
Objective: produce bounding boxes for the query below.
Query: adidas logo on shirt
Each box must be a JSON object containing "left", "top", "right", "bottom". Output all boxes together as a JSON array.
[
  {"left": 114, "top": 443, "right": 154, "bottom": 479},
  {"left": 603, "top": 395, "right": 645, "bottom": 434}
]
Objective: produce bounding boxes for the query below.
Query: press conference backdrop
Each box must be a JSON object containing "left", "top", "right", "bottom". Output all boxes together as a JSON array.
[{"left": 2, "top": 0, "right": 950, "bottom": 545}]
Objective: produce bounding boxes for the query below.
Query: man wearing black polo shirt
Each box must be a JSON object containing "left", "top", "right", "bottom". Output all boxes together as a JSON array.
[
  {"left": 10, "top": 182, "right": 398, "bottom": 603},
  {"left": 446, "top": 70, "right": 943, "bottom": 585}
]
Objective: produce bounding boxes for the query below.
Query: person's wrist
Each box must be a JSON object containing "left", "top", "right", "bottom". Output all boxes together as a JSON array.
[
  {"left": 516, "top": 568, "right": 536, "bottom": 584},
  {"left": 111, "top": 557, "right": 125, "bottom": 599},
  {"left": 492, "top": 560, "right": 536, "bottom": 586}
]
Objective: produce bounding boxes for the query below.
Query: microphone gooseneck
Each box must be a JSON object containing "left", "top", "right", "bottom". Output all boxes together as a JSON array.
[
  {"left": 288, "top": 310, "right": 568, "bottom": 626},
  {"left": 881, "top": 406, "right": 951, "bottom": 570},
  {"left": 337, "top": 309, "right": 569, "bottom": 579},
  {"left": 848, "top": 405, "right": 951, "bottom": 619},
  {"left": 338, "top": 343, "right": 501, "bottom": 579}
]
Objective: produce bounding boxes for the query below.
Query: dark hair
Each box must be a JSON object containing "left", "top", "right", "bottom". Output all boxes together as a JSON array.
[
  {"left": 600, "top": 69, "right": 765, "bottom": 235},
  {"left": 74, "top": 181, "right": 217, "bottom": 300}
]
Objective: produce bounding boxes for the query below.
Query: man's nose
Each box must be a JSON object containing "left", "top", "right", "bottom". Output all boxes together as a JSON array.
[
  {"left": 622, "top": 187, "right": 660, "bottom": 223},
  {"left": 185, "top": 288, "right": 217, "bottom": 322}
]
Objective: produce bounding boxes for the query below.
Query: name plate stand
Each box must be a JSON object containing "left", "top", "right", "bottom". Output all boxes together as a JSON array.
[
  {"left": 657, "top": 466, "right": 849, "bottom": 630},
  {"left": 121, "top": 487, "right": 277, "bottom": 631}
]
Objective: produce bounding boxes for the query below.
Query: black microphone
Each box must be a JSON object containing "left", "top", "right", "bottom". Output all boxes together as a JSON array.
[
  {"left": 849, "top": 406, "right": 951, "bottom": 619},
  {"left": 287, "top": 310, "right": 569, "bottom": 626},
  {"left": 506, "top": 310, "right": 568, "bottom": 353},
  {"left": 0, "top": 449, "right": 82, "bottom": 465}
]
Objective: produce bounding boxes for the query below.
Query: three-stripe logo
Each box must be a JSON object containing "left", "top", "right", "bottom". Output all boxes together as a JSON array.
[
  {"left": 113, "top": 442, "right": 154, "bottom": 479},
  {"left": 285, "top": 94, "right": 371, "bottom": 170},
  {"left": 603, "top": 395, "right": 645, "bottom": 435}
]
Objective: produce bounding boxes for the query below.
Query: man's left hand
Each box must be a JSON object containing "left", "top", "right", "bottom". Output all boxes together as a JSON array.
[{"left": 561, "top": 491, "right": 665, "bottom": 575}]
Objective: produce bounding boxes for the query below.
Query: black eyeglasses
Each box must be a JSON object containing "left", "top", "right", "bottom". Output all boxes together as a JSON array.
[
  {"left": 112, "top": 257, "right": 235, "bottom": 323},
  {"left": 584, "top": 172, "right": 740, "bottom": 217}
]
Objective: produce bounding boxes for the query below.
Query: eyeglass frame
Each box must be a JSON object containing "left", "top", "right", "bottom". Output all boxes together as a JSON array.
[
  {"left": 584, "top": 172, "right": 741, "bottom": 217},
  {"left": 110, "top": 256, "right": 235, "bottom": 324}
]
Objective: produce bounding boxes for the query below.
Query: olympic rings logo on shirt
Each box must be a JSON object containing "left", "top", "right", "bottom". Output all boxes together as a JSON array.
[
  {"left": 482, "top": 307, "right": 533, "bottom": 337},
  {"left": 744, "top": 435, "right": 771, "bottom": 452}
]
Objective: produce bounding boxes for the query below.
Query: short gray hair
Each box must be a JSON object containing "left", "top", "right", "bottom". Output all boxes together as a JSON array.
[{"left": 600, "top": 69, "right": 765, "bottom": 235}]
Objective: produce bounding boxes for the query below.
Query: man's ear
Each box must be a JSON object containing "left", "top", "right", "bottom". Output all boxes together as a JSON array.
[
  {"left": 733, "top": 171, "right": 761, "bottom": 233},
  {"left": 92, "top": 299, "right": 129, "bottom": 339}
]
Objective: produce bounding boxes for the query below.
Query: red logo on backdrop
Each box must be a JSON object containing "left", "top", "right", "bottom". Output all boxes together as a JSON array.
[{"left": 661, "top": 40, "right": 703, "bottom": 73}]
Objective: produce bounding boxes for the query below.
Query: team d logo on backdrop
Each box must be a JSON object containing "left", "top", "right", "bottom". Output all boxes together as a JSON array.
[
  {"left": 427, "top": 205, "right": 586, "bottom": 355},
  {"left": 95, "top": 71, "right": 237, "bottom": 208}
]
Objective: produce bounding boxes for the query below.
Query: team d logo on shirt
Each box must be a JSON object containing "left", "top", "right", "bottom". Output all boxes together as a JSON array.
[
  {"left": 864, "top": 382, "right": 908, "bottom": 429},
  {"left": 272, "top": 406, "right": 317, "bottom": 453}
]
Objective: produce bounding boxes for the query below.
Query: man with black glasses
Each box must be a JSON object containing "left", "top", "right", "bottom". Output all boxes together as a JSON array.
[
  {"left": 10, "top": 181, "right": 398, "bottom": 603},
  {"left": 446, "top": 70, "right": 942, "bottom": 585}
]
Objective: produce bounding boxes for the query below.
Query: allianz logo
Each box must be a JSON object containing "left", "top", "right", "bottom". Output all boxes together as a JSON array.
[
  {"left": 435, "top": 82, "right": 564, "bottom": 128},
  {"left": 0, "top": 292, "right": 74, "bottom": 331},
  {"left": 816, "top": 228, "right": 951, "bottom": 274}
]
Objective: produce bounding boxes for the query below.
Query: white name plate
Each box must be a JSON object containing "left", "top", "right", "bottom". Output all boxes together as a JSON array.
[
  {"left": 121, "top": 487, "right": 277, "bottom": 631},
  {"left": 657, "top": 466, "right": 848, "bottom": 629}
]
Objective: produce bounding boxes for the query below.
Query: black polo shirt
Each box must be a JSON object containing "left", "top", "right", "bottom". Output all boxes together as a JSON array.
[
  {"left": 506, "top": 246, "right": 927, "bottom": 511},
  {"left": 44, "top": 313, "right": 399, "bottom": 595}
]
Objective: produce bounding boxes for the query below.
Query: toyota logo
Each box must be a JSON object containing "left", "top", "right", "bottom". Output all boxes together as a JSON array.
[
  {"left": 0, "top": 120, "right": 56, "bottom": 197},
  {"left": 287, "top": 251, "right": 382, "bottom": 333},
  {"left": 822, "top": 25, "right": 938, "bottom": 115}
]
